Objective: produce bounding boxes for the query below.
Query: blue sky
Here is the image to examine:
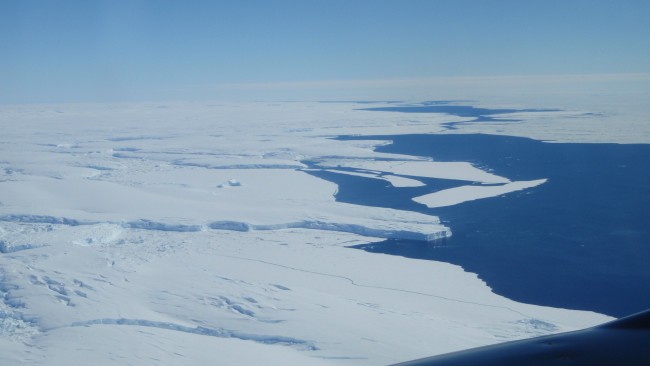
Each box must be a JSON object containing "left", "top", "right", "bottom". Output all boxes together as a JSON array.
[{"left": 1, "top": 0, "right": 649, "bottom": 103}]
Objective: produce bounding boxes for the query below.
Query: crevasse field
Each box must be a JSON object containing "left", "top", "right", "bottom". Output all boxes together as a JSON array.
[{"left": 1, "top": 92, "right": 648, "bottom": 364}]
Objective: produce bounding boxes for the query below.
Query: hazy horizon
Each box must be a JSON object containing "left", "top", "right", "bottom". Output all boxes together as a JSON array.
[{"left": 2, "top": 0, "right": 649, "bottom": 104}]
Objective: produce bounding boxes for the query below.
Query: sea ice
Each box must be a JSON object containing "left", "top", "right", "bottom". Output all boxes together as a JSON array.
[
  {"left": 0, "top": 100, "right": 622, "bottom": 365},
  {"left": 413, "top": 179, "right": 548, "bottom": 208}
]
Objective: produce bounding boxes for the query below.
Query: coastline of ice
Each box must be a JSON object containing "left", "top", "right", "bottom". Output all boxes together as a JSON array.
[
  {"left": 0, "top": 212, "right": 450, "bottom": 243},
  {"left": 0, "top": 222, "right": 610, "bottom": 365},
  {"left": 0, "top": 99, "right": 633, "bottom": 365}
]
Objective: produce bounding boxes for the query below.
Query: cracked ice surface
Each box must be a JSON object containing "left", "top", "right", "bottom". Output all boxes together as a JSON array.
[
  {"left": 0, "top": 104, "right": 451, "bottom": 242},
  {"left": 0, "top": 102, "right": 614, "bottom": 365}
]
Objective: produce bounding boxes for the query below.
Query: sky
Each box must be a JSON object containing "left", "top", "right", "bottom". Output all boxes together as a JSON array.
[{"left": 1, "top": 0, "right": 649, "bottom": 104}]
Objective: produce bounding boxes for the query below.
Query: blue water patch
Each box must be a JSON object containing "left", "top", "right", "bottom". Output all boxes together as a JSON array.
[
  {"left": 356, "top": 101, "right": 560, "bottom": 129},
  {"left": 309, "top": 133, "right": 650, "bottom": 317}
]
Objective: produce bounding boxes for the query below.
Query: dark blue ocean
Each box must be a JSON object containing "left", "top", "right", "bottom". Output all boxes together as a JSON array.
[{"left": 307, "top": 103, "right": 650, "bottom": 317}]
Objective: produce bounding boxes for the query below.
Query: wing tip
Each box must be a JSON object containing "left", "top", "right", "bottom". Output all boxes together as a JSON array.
[{"left": 599, "top": 309, "right": 650, "bottom": 330}]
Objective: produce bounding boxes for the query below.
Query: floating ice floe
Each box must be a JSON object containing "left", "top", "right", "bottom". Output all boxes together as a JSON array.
[{"left": 218, "top": 178, "right": 242, "bottom": 188}]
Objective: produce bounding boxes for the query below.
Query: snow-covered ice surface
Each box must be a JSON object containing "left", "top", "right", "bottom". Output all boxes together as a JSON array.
[
  {"left": 316, "top": 160, "right": 510, "bottom": 184},
  {"left": 413, "top": 179, "right": 548, "bottom": 208},
  {"left": 1, "top": 97, "right": 642, "bottom": 364}
]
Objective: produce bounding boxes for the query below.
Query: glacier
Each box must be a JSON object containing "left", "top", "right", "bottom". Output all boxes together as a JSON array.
[{"left": 1, "top": 98, "right": 643, "bottom": 364}]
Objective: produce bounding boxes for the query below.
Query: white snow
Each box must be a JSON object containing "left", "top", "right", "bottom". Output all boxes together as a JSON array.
[
  {"left": 323, "top": 169, "right": 426, "bottom": 188},
  {"left": 0, "top": 166, "right": 450, "bottom": 241},
  {"left": 414, "top": 179, "right": 548, "bottom": 208},
  {"left": 317, "top": 159, "right": 510, "bottom": 184},
  {"left": 0, "top": 224, "right": 608, "bottom": 365},
  {"left": 0, "top": 98, "right": 629, "bottom": 365},
  {"left": 381, "top": 174, "right": 426, "bottom": 187},
  {"left": 218, "top": 178, "right": 243, "bottom": 188}
]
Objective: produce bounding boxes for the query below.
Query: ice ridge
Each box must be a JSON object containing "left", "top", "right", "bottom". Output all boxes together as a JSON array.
[
  {"left": 69, "top": 318, "right": 317, "bottom": 350},
  {"left": 209, "top": 219, "right": 450, "bottom": 241},
  {"left": 0, "top": 215, "right": 449, "bottom": 242}
]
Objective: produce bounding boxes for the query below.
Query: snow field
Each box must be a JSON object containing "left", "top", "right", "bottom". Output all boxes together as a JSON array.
[
  {"left": 0, "top": 224, "right": 608, "bottom": 365},
  {"left": 0, "top": 100, "right": 625, "bottom": 364}
]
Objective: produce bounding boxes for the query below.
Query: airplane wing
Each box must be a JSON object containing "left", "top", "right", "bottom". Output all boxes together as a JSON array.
[{"left": 393, "top": 309, "right": 650, "bottom": 366}]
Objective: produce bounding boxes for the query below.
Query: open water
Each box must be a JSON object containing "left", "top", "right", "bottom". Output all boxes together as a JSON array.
[{"left": 308, "top": 103, "right": 650, "bottom": 317}]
